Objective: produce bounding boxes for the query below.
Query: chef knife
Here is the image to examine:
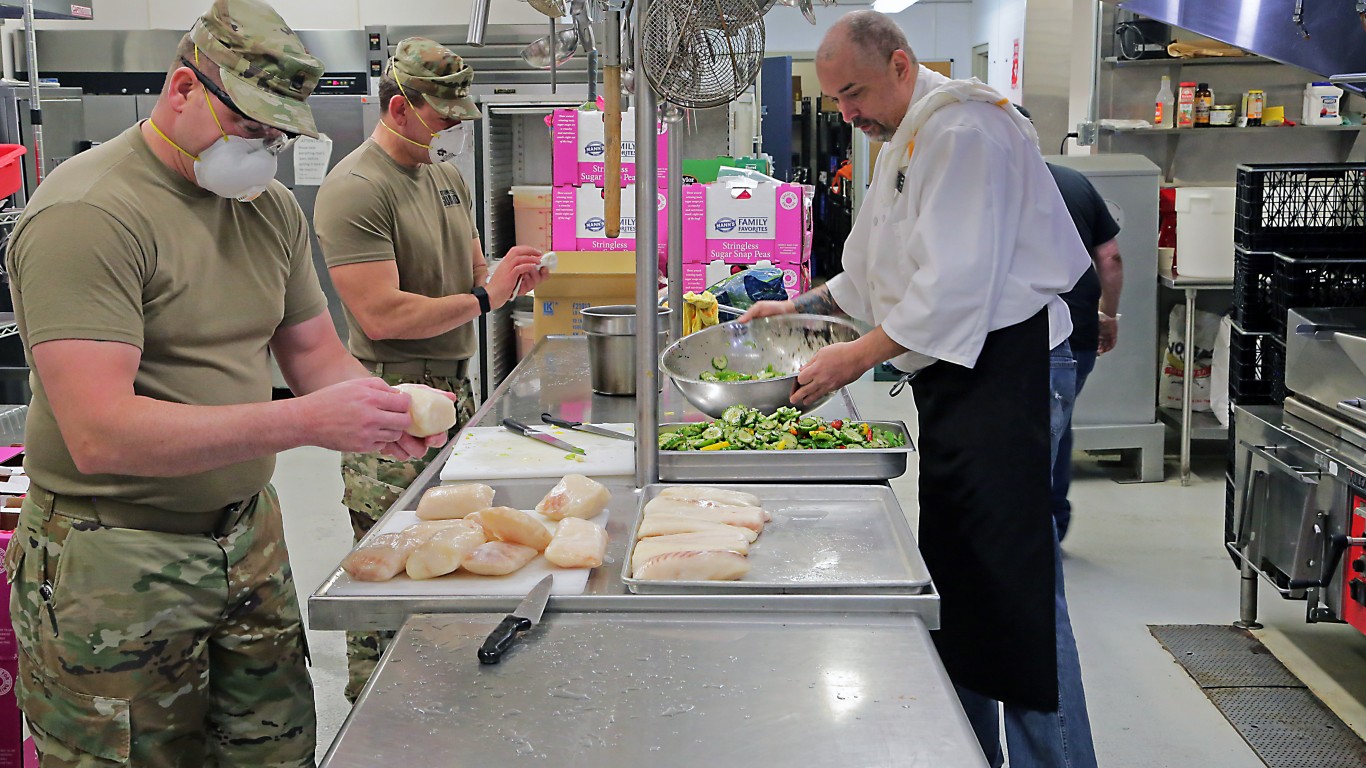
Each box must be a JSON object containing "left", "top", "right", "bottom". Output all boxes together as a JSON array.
[
  {"left": 502, "top": 417, "right": 587, "bottom": 455},
  {"left": 478, "top": 574, "right": 554, "bottom": 664},
  {"left": 541, "top": 412, "right": 633, "bottom": 441}
]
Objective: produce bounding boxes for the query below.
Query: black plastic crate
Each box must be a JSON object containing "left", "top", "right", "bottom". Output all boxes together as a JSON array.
[
  {"left": 1232, "top": 247, "right": 1278, "bottom": 333},
  {"left": 1234, "top": 163, "right": 1366, "bottom": 252},
  {"left": 1224, "top": 469, "right": 1239, "bottom": 566},
  {"left": 1272, "top": 252, "right": 1366, "bottom": 335},
  {"left": 1228, "top": 323, "right": 1285, "bottom": 405}
]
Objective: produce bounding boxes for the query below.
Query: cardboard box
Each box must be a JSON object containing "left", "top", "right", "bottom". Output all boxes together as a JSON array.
[
  {"left": 680, "top": 181, "right": 812, "bottom": 296},
  {"left": 533, "top": 251, "right": 638, "bottom": 339},
  {"left": 551, "top": 108, "right": 669, "bottom": 188},
  {"left": 551, "top": 185, "right": 668, "bottom": 260}
]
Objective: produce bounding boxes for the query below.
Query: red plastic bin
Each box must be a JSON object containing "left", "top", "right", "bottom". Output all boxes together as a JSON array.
[
  {"left": 0, "top": 142, "right": 25, "bottom": 196},
  {"left": 0, "top": 145, "right": 26, "bottom": 199}
]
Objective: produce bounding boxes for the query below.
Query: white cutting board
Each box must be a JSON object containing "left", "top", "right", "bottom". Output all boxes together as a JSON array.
[
  {"left": 439, "top": 424, "right": 636, "bottom": 482},
  {"left": 338, "top": 508, "right": 610, "bottom": 597}
]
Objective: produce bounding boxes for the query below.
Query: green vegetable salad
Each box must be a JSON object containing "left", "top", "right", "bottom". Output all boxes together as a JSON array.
[
  {"left": 697, "top": 355, "right": 786, "bottom": 383},
  {"left": 659, "top": 406, "right": 908, "bottom": 451}
]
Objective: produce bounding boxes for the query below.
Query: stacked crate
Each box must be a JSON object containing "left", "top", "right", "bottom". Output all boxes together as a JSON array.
[{"left": 1225, "top": 163, "right": 1366, "bottom": 554}]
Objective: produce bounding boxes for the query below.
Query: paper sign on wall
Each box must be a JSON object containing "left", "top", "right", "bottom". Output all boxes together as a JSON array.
[{"left": 293, "top": 134, "right": 333, "bottom": 186}]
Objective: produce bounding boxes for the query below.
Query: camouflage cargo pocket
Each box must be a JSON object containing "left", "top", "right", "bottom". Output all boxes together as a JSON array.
[{"left": 19, "top": 644, "right": 132, "bottom": 765}]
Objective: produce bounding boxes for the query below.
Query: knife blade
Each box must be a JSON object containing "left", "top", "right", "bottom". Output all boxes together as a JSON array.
[
  {"left": 502, "top": 418, "right": 586, "bottom": 455},
  {"left": 541, "top": 412, "right": 634, "bottom": 441},
  {"left": 478, "top": 574, "right": 553, "bottom": 664}
]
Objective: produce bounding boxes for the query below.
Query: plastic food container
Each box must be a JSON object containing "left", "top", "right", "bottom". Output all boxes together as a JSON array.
[
  {"left": 509, "top": 185, "right": 553, "bottom": 251},
  {"left": 1210, "top": 105, "right": 1236, "bottom": 126},
  {"left": 1175, "top": 186, "right": 1237, "bottom": 279},
  {"left": 1303, "top": 82, "right": 1344, "bottom": 126}
]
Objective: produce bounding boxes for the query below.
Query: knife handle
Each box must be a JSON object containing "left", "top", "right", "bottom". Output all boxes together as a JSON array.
[
  {"left": 478, "top": 614, "right": 533, "bottom": 665},
  {"left": 502, "top": 417, "right": 533, "bottom": 435},
  {"left": 541, "top": 412, "right": 579, "bottom": 429}
]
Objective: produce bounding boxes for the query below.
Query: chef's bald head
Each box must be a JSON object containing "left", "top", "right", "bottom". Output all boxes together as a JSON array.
[{"left": 819, "top": 11, "right": 918, "bottom": 70}]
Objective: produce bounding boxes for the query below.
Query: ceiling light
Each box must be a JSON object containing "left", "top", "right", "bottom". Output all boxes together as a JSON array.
[{"left": 871, "top": 0, "right": 921, "bottom": 13}]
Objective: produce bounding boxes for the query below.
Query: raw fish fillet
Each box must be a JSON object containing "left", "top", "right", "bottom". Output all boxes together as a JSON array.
[
  {"left": 543, "top": 517, "right": 608, "bottom": 568},
  {"left": 636, "top": 514, "right": 759, "bottom": 543},
  {"left": 461, "top": 542, "right": 539, "bottom": 576},
  {"left": 642, "top": 497, "right": 766, "bottom": 532},
  {"left": 416, "top": 483, "right": 496, "bottom": 519},
  {"left": 536, "top": 474, "right": 611, "bottom": 520},
  {"left": 341, "top": 532, "right": 408, "bottom": 581},
  {"left": 658, "top": 486, "right": 762, "bottom": 508},
  {"left": 467, "top": 506, "right": 553, "bottom": 551},
  {"left": 635, "top": 550, "right": 751, "bottom": 581},
  {"left": 406, "top": 522, "right": 487, "bottom": 580},
  {"left": 630, "top": 531, "right": 750, "bottom": 572}
]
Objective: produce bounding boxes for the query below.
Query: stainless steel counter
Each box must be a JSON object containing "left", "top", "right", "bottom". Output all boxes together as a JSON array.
[
  {"left": 308, "top": 337, "right": 936, "bottom": 630},
  {"left": 320, "top": 612, "right": 987, "bottom": 768}
]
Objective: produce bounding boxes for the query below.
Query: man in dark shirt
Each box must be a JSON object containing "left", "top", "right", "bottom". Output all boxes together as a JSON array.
[{"left": 1047, "top": 162, "right": 1124, "bottom": 541}]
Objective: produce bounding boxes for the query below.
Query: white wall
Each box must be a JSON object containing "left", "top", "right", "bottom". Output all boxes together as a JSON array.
[
  {"left": 24, "top": 0, "right": 550, "bottom": 30},
  {"left": 971, "top": 0, "right": 1025, "bottom": 100},
  {"left": 764, "top": 1, "right": 974, "bottom": 79}
]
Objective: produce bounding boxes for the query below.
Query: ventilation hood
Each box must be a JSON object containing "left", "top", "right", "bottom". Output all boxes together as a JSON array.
[
  {"left": 0, "top": 1, "right": 92, "bottom": 20},
  {"left": 1115, "top": 0, "right": 1366, "bottom": 93}
]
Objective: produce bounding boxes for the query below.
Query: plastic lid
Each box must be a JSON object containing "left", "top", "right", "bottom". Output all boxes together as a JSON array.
[{"left": 1180, "top": 81, "right": 1197, "bottom": 86}]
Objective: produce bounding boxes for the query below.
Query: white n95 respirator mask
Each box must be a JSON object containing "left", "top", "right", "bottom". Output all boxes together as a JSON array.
[{"left": 194, "top": 135, "right": 280, "bottom": 202}]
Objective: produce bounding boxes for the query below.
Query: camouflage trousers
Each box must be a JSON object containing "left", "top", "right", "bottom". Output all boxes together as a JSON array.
[
  {"left": 3, "top": 484, "right": 315, "bottom": 768},
  {"left": 341, "top": 374, "right": 475, "bottom": 702}
]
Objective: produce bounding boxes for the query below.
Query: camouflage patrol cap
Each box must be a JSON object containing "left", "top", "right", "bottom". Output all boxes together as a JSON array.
[
  {"left": 189, "top": 0, "right": 324, "bottom": 138},
  {"left": 388, "top": 38, "right": 482, "bottom": 121}
]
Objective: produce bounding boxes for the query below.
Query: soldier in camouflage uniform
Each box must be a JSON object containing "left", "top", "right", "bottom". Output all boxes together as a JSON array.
[
  {"left": 316, "top": 38, "right": 548, "bottom": 702},
  {"left": 3, "top": 2, "right": 452, "bottom": 765}
]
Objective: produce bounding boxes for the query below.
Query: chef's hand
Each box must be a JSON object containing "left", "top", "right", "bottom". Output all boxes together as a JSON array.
[
  {"left": 790, "top": 342, "right": 868, "bottom": 407},
  {"left": 738, "top": 300, "right": 796, "bottom": 324},
  {"left": 488, "top": 247, "right": 547, "bottom": 308},
  {"left": 302, "top": 378, "right": 428, "bottom": 457},
  {"left": 1098, "top": 313, "right": 1119, "bottom": 355}
]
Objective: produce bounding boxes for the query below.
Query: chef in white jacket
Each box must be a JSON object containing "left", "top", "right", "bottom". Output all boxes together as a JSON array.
[{"left": 742, "top": 11, "right": 1096, "bottom": 768}]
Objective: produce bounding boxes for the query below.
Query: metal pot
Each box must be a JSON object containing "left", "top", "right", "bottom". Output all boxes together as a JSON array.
[{"left": 582, "top": 305, "right": 672, "bottom": 396}]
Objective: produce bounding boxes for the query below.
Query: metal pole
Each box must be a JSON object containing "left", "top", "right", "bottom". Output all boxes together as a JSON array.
[
  {"left": 633, "top": 0, "right": 659, "bottom": 489},
  {"left": 549, "top": 17, "right": 558, "bottom": 94},
  {"left": 466, "top": 0, "right": 491, "bottom": 47},
  {"left": 23, "top": 0, "right": 43, "bottom": 190},
  {"left": 666, "top": 108, "right": 683, "bottom": 343},
  {"left": 1181, "top": 288, "right": 1195, "bottom": 486}
]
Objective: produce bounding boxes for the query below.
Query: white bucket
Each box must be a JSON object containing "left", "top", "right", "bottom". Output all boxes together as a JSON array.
[
  {"left": 1175, "top": 187, "right": 1236, "bottom": 279},
  {"left": 1302, "top": 82, "right": 1344, "bottom": 126}
]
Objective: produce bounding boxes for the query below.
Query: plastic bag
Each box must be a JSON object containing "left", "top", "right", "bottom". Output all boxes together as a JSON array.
[
  {"left": 1160, "top": 305, "right": 1219, "bottom": 411},
  {"left": 705, "top": 266, "right": 788, "bottom": 311},
  {"left": 1210, "top": 315, "right": 1232, "bottom": 427}
]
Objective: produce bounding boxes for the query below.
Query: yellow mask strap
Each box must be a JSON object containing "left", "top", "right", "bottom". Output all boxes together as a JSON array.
[
  {"left": 195, "top": 46, "right": 230, "bottom": 143},
  {"left": 147, "top": 118, "right": 199, "bottom": 162},
  {"left": 379, "top": 117, "right": 432, "bottom": 150},
  {"left": 394, "top": 71, "right": 439, "bottom": 139}
]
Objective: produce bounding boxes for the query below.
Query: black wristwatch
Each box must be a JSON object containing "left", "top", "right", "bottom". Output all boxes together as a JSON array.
[{"left": 472, "top": 286, "right": 492, "bottom": 315}]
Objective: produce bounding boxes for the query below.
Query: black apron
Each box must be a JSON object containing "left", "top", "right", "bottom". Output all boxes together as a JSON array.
[{"left": 910, "top": 308, "right": 1058, "bottom": 711}]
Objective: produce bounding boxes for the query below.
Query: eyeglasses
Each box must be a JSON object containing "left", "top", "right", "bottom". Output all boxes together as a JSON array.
[{"left": 182, "top": 59, "right": 298, "bottom": 155}]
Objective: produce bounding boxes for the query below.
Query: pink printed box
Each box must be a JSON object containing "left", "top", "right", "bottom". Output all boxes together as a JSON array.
[
  {"left": 551, "top": 108, "right": 668, "bottom": 188},
  {"left": 0, "top": 528, "right": 19, "bottom": 768},
  {"left": 551, "top": 185, "right": 668, "bottom": 260},
  {"left": 680, "top": 182, "right": 812, "bottom": 297}
]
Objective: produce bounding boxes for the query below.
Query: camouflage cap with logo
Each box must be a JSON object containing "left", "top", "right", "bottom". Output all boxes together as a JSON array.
[
  {"left": 189, "top": 0, "right": 324, "bottom": 138},
  {"left": 388, "top": 38, "right": 482, "bottom": 121}
]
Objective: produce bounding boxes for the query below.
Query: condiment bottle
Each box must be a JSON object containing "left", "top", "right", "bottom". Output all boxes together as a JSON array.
[
  {"left": 1194, "top": 83, "right": 1213, "bottom": 127},
  {"left": 1177, "top": 81, "right": 1197, "bottom": 128},
  {"left": 1244, "top": 89, "right": 1265, "bottom": 126},
  {"left": 1155, "top": 75, "right": 1175, "bottom": 129}
]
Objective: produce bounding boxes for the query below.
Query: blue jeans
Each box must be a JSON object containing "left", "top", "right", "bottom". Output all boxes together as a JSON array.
[
  {"left": 1051, "top": 346, "right": 1097, "bottom": 541},
  {"left": 955, "top": 340, "right": 1097, "bottom": 768}
]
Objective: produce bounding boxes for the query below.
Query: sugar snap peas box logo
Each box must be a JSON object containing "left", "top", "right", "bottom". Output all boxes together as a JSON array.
[
  {"left": 714, "top": 217, "right": 771, "bottom": 235},
  {"left": 586, "top": 217, "right": 606, "bottom": 233},
  {"left": 714, "top": 217, "right": 737, "bottom": 233},
  {"left": 585, "top": 216, "right": 638, "bottom": 234},
  {"left": 585, "top": 141, "right": 605, "bottom": 157}
]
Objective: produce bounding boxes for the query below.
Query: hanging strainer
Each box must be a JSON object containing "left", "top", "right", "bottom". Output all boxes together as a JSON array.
[{"left": 640, "top": 0, "right": 765, "bottom": 110}]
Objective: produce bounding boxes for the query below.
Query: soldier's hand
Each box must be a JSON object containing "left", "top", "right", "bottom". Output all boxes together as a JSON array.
[
  {"left": 487, "top": 249, "right": 545, "bottom": 309},
  {"left": 377, "top": 390, "right": 461, "bottom": 459},
  {"left": 738, "top": 300, "right": 796, "bottom": 324},
  {"left": 303, "top": 378, "right": 414, "bottom": 454}
]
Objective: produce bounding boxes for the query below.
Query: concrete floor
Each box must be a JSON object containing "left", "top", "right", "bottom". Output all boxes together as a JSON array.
[{"left": 276, "top": 375, "right": 1366, "bottom": 766}]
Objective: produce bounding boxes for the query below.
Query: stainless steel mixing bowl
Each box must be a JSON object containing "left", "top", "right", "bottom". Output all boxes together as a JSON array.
[{"left": 659, "top": 314, "right": 863, "bottom": 417}]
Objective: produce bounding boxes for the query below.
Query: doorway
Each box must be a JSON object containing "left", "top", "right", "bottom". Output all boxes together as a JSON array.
[{"left": 972, "top": 43, "right": 989, "bottom": 82}]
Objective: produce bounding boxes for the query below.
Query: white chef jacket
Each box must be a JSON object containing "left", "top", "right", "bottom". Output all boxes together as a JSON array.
[{"left": 826, "top": 66, "right": 1091, "bottom": 373}]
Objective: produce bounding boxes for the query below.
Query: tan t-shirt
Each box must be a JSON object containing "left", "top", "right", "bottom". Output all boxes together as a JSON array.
[
  {"left": 5, "top": 124, "right": 327, "bottom": 512},
  {"left": 315, "top": 139, "right": 479, "bottom": 364}
]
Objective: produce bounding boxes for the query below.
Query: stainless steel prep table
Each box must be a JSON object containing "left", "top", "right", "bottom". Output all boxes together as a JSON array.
[
  {"left": 308, "top": 336, "right": 940, "bottom": 631},
  {"left": 319, "top": 613, "right": 987, "bottom": 768}
]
